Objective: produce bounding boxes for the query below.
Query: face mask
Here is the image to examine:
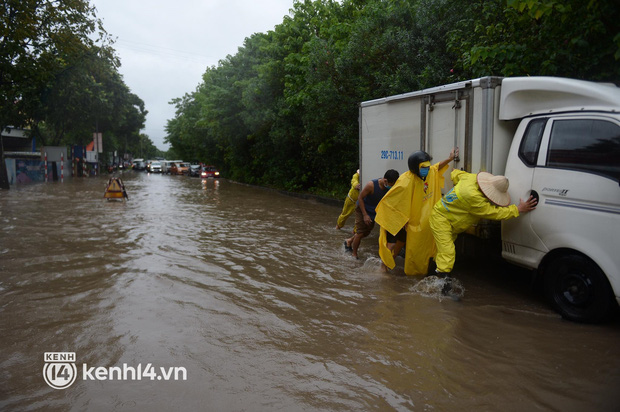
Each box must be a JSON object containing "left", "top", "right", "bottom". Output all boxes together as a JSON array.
[
  {"left": 385, "top": 184, "right": 392, "bottom": 190},
  {"left": 419, "top": 167, "right": 430, "bottom": 178}
]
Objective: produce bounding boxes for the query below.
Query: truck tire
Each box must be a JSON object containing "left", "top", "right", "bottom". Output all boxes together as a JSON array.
[{"left": 544, "top": 254, "right": 615, "bottom": 323}]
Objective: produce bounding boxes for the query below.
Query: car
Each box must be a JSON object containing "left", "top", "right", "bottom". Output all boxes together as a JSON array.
[
  {"left": 168, "top": 162, "right": 179, "bottom": 175},
  {"left": 188, "top": 164, "right": 201, "bottom": 177},
  {"left": 201, "top": 165, "right": 220, "bottom": 178},
  {"left": 169, "top": 162, "right": 190, "bottom": 175},
  {"left": 132, "top": 159, "right": 146, "bottom": 170},
  {"left": 180, "top": 162, "right": 191, "bottom": 174},
  {"left": 162, "top": 160, "right": 183, "bottom": 174},
  {"left": 148, "top": 161, "right": 162, "bottom": 173}
]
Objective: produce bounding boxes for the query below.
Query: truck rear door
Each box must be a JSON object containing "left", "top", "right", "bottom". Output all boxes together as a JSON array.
[{"left": 423, "top": 91, "right": 467, "bottom": 191}]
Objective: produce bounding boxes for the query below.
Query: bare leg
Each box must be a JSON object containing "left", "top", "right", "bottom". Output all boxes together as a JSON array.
[
  {"left": 392, "top": 241, "right": 405, "bottom": 258},
  {"left": 345, "top": 236, "right": 353, "bottom": 249},
  {"left": 351, "top": 233, "right": 365, "bottom": 258}
]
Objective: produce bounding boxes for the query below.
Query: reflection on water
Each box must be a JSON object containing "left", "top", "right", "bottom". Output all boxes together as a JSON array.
[{"left": 1, "top": 173, "right": 619, "bottom": 411}]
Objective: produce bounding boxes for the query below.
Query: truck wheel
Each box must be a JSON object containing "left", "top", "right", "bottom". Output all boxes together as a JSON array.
[{"left": 544, "top": 254, "right": 615, "bottom": 323}]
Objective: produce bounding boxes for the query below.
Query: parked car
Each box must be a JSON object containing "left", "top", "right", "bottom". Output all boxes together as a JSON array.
[
  {"left": 188, "top": 164, "right": 201, "bottom": 177},
  {"left": 148, "top": 161, "right": 162, "bottom": 173},
  {"left": 201, "top": 165, "right": 220, "bottom": 178}
]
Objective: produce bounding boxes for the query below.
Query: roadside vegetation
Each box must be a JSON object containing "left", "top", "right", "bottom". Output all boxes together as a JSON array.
[
  {"left": 166, "top": 0, "right": 619, "bottom": 198},
  {"left": 0, "top": 0, "right": 162, "bottom": 161},
  {"left": 2, "top": 1, "right": 618, "bottom": 197}
]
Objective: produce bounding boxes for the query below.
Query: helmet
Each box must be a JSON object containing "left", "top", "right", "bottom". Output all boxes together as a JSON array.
[{"left": 408, "top": 151, "right": 431, "bottom": 178}]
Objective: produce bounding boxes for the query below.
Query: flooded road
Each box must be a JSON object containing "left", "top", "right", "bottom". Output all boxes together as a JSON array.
[{"left": 1, "top": 172, "right": 619, "bottom": 411}]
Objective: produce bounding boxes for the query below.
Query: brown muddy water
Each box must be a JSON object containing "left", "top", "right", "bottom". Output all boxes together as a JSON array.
[{"left": 1, "top": 172, "right": 619, "bottom": 411}]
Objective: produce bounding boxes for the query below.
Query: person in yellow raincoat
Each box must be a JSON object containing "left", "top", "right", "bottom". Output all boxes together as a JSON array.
[
  {"left": 430, "top": 170, "right": 537, "bottom": 292},
  {"left": 375, "top": 148, "right": 458, "bottom": 275},
  {"left": 336, "top": 169, "right": 361, "bottom": 230}
]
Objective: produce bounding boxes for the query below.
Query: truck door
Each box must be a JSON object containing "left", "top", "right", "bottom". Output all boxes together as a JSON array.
[
  {"left": 425, "top": 92, "right": 467, "bottom": 191},
  {"left": 504, "top": 115, "right": 620, "bottom": 322},
  {"left": 502, "top": 118, "right": 547, "bottom": 261},
  {"left": 529, "top": 116, "right": 620, "bottom": 258},
  {"left": 506, "top": 116, "right": 620, "bottom": 261},
  {"left": 530, "top": 115, "right": 620, "bottom": 321}
]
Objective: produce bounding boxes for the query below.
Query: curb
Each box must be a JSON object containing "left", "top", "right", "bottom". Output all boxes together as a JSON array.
[{"left": 228, "top": 179, "right": 342, "bottom": 207}]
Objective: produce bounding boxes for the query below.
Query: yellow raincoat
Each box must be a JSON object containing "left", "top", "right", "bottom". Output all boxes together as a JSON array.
[
  {"left": 430, "top": 170, "right": 520, "bottom": 273},
  {"left": 375, "top": 163, "right": 449, "bottom": 275},
  {"left": 337, "top": 171, "right": 360, "bottom": 228}
]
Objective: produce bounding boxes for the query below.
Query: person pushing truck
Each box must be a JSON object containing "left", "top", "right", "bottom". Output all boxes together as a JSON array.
[
  {"left": 430, "top": 171, "right": 537, "bottom": 295},
  {"left": 358, "top": 76, "right": 620, "bottom": 323}
]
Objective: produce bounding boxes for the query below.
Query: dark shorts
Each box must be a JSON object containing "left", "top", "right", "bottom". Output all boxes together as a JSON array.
[
  {"left": 354, "top": 205, "right": 375, "bottom": 237},
  {"left": 387, "top": 226, "right": 407, "bottom": 244}
]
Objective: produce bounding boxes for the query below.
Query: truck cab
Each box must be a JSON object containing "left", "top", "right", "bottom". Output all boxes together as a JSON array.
[{"left": 500, "top": 77, "right": 620, "bottom": 322}]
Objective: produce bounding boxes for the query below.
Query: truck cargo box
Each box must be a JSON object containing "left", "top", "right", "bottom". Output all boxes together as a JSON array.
[{"left": 359, "top": 77, "right": 517, "bottom": 190}]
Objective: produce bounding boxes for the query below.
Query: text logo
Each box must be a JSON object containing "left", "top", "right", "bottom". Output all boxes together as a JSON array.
[
  {"left": 542, "top": 187, "right": 569, "bottom": 197},
  {"left": 43, "top": 352, "right": 77, "bottom": 390}
]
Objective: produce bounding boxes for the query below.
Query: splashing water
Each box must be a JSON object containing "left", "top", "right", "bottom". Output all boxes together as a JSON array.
[
  {"left": 413, "top": 275, "right": 465, "bottom": 301},
  {"left": 3, "top": 174, "right": 620, "bottom": 412}
]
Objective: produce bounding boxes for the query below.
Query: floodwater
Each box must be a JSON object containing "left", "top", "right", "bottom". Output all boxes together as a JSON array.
[{"left": 1, "top": 172, "right": 619, "bottom": 411}]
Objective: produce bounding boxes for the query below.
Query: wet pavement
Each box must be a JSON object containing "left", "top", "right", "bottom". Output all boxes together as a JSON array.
[{"left": 1, "top": 172, "right": 619, "bottom": 411}]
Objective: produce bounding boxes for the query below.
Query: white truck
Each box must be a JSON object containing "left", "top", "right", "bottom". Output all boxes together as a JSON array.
[{"left": 359, "top": 76, "right": 620, "bottom": 323}]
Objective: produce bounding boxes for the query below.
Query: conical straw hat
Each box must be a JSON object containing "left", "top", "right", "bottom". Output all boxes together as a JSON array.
[{"left": 477, "top": 172, "right": 511, "bottom": 206}]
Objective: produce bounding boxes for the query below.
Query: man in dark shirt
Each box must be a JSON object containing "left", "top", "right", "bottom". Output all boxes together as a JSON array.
[{"left": 345, "top": 169, "right": 399, "bottom": 259}]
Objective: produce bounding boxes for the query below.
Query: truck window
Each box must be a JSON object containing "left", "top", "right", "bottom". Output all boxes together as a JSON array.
[
  {"left": 519, "top": 118, "right": 547, "bottom": 166},
  {"left": 547, "top": 119, "right": 620, "bottom": 181}
]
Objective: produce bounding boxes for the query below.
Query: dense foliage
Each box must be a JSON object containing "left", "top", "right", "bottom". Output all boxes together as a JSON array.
[
  {"left": 166, "top": 0, "right": 619, "bottom": 198},
  {"left": 0, "top": 0, "right": 155, "bottom": 162}
]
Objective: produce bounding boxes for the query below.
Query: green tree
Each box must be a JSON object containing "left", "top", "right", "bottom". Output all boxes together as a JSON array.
[
  {"left": 166, "top": 90, "right": 207, "bottom": 163},
  {"left": 131, "top": 133, "right": 162, "bottom": 160},
  {"left": 165, "top": 0, "right": 619, "bottom": 200},
  {"left": 31, "top": 44, "right": 147, "bottom": 162},
  {"left": 1, "top": 1, "right": 147, "bottom": 167},
  {"left": 0, "top": 0, "right": 100, "bottom": 130},
  {"left": 448, "top": 0, "right": 620, "bottom": 81}
]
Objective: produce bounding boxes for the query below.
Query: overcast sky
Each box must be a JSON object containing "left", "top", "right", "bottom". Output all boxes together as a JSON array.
[{"left": 91, "top": 0, "right": 295, "bottom": 151}]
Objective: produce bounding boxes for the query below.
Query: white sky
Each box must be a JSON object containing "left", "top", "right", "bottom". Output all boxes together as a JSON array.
[{"left": 90, "top": 0, "right": 294, "bottom": 151}]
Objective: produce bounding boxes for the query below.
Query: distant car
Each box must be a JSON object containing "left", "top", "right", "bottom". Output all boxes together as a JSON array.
[
  {"left": 132, "top": 159, "right": 146, "bottom": 170},
  {"left": 178, "top": 162, "right": 190, "bottom": 175},
  {"left": 162, "top": 160, "right": 183, "bottom": 174},
  {"left": 168, "top": 162, "right": 180, "bottom": 175},
  {"left": 201, "top": 165, "right": 220, "bottom": 178},
  {"left": 188, "top": 164, "right": 201, "bottom": 177},
  {"left": 149, "top": 161, "right": 162, "bottom": 173},
  {"left": 170, "top": 162, "right": 190, "bottom": 175}
]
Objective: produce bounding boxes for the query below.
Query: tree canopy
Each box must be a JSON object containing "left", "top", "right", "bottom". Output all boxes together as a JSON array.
[
  {"left": 166, "top": 0, "right": 619, "bottom": 198},
  {"left": 3, "top": 0, "right": 618, "bottom": 194},
  {"left": 1, "top": 0, "right": 152, "bottom": 163}
]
